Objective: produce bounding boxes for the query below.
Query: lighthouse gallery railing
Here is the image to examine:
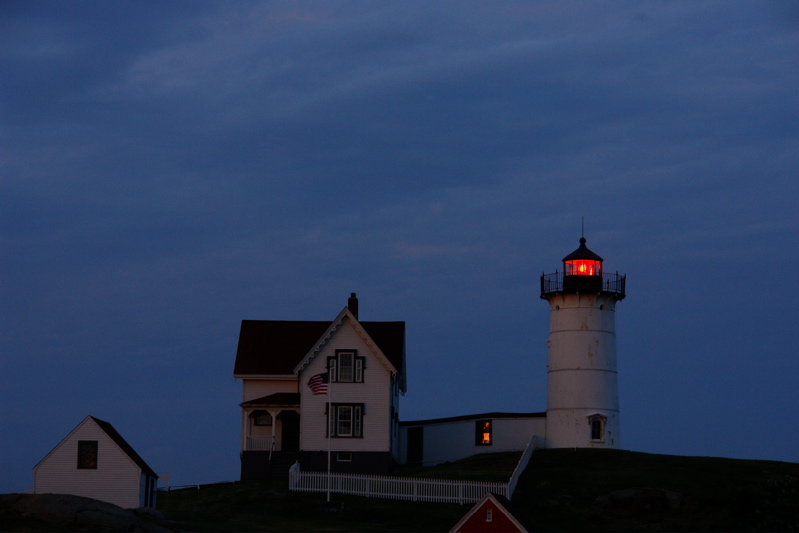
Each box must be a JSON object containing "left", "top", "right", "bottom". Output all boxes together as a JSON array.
[{"left": 540, "top": 271, "right": 626, "bottom": 298}]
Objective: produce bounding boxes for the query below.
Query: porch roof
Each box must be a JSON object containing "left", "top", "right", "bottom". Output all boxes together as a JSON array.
[{"left": 240, "top": 392, "right": 301, "bottom": 408}]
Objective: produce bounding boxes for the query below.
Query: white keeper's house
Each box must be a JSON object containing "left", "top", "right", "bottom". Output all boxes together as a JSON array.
[
  {"left": 234, "top": 236, "right": 626, "bottom": 478},
  {"left": 234, "top": 294, "right": 406, "bottom": 478}
]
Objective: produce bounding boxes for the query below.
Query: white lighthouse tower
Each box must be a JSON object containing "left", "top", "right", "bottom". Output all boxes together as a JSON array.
[{"left": 540, "top": 237, "right": 626, "bottom": 449}]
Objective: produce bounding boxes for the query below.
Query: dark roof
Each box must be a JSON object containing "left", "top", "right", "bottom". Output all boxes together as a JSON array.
[
  {"left": 562, "top": 237, "right": 603, "bottom": 262},
  {"left": 90, "top": 417, "right": 158, "bottom": 478},
  {"left": 233, "top": 318, "right": 405, "bottom": 377},
  {"left": 400, "top": 412, "right": 546, "bottom": 427},
  {"left": 240, "top": 392, "right": 301, "bottom": 407}
]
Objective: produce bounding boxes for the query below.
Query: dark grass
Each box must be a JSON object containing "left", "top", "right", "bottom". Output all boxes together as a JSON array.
[
  {"left": 156, "top": 449, "right": 799, "bottom": 532},
  {"left": 512, "top": 449, "right": 799, "bottom": 532},
  {"left": 393, "top": 451, "right": 523, "bottom": 481},
  {"left": 156, "top": 480, "right": 465, "bottom": 532},
  {"left": 6, "top": 450, "right": 797, "bottom": 531}
]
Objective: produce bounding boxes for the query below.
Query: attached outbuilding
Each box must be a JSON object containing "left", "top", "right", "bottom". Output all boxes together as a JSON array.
[{"left": 33, "top": 416, "right": 158, "bottom": 509}]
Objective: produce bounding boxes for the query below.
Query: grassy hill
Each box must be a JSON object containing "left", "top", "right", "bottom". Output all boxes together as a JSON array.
[
  {"left": 5, "top": 450, "right": 796, "bottom": 532},
  {"left": 154, "top": 449, "right": 798, "bottom": 532}
]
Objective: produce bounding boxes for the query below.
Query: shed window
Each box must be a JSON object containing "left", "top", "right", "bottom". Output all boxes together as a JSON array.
[
  {"left": 475, "top": 420, "right": 492, "bottom": 446},
  {"left": 77, "top": 440, "right": 98, "bottom": 469}
]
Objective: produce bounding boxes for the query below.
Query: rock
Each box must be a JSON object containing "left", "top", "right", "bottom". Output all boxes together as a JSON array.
[
  {"left": 595, "top": 487, "right": 682, "bottom": 512},
  {"left": 0, "top": 493, "right": 176, "bottom": 532}
]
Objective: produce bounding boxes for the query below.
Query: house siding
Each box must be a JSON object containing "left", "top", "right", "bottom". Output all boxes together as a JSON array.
[
  {"left": 242, "top": 378, "right": 298, "bottom": 402},
  {"left": 33, "top": 419, "right": 143, "bottom": 509},
  {"left": 300, "top": 320, "right": 393, "bottom": 455},
  {"left": 399, "top": 416, "right": 545, "bottom": 466}
]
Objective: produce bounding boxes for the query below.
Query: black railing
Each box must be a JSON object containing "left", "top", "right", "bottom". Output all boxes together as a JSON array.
[{"left": 540, "top": 271, "right": 626, "bottom": 299}]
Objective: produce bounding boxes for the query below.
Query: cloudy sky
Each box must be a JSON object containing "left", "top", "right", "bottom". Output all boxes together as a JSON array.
[{"left": 2, "top": 1, "right": 797, "bottom": 492}]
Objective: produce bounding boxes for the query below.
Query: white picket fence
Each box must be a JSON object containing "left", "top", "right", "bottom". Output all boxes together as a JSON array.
[
  {"left": 289, "top": 466, "right": 508, "bottom": 504},
  {"left": 289, "top": 435, "right": 537, "bottom": 504}
]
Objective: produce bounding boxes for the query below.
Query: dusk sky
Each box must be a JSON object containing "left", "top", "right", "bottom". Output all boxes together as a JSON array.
[{"left": 2, "top": 1, "right": 797, "bottom": 493}]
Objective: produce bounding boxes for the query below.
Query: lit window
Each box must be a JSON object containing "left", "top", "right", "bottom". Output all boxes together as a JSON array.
[
  {"left": 475, "top": 420, "right": 492, "bottom": 446},
  {"left": 77, "top": 440, "right": 98, "bottom": 469},
  {"left": 328, "top": 350, "right": 365, "bottom": 383},
  {"left": 565, "top": 259, "right": 602, "bottom": 276}
]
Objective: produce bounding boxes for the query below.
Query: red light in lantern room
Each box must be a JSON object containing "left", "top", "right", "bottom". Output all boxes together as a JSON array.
[{"left": 566, "top": 259, "right": 601, "bottom": 276}]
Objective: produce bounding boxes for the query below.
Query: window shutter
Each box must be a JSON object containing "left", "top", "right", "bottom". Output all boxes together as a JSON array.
[
  {"left": 354, "top": 405, "right": 362, "bottom": 437},
  {"left": 328, "top": 358, "right": 337, "bottom": 382},
  {"left": 355, "top": 358, "right": 363, "bottom": 382}
]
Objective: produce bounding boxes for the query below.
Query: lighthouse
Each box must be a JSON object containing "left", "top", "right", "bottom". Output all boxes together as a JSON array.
[{"left": 540, "top": 237, "right": 626, "bottom": 449}]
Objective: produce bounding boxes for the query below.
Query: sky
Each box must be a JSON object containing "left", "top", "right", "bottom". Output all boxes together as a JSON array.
[{"left": 1, "top": 1, "right": 797, "bottom": 493}]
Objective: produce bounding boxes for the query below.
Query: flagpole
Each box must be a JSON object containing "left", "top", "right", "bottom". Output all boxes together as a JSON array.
[{"left": 327, "top": 379, "right": 332, "bottom": 503}]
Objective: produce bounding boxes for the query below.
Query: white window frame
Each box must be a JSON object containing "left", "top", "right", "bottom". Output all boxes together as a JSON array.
[
  {"left": 328, "top": 350, "right": 365, "bottom": 383},
  {"left": 328, "top": 403, "right": 364, "bottom": 438},
  {"left": 588, "top": 414, "right": 606, "bottom": 442}
]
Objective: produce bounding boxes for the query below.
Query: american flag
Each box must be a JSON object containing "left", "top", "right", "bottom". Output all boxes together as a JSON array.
[{"left": 307, "top": 372, "right": 329, "bottom": 395}]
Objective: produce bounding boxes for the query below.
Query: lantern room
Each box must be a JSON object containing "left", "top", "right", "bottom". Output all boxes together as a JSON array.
[
  {"left": 562, "top": 237, "right": 603, "bottom": 291},
  {"left": 540, "top": 237, "right": 626, "bottom": 299},
  {"left": 563, "top": 237, "right": 603, "bottom": 276}
]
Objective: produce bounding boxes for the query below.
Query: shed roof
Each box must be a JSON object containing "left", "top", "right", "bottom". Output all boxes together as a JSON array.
[
  {"left": 90, "top": 417, "right": 158, "bottom": 479},
  {"left": 400, "top": 412, "right": 545, "bottom": 427},
  {"left": 34, "top": 416, "right": 157, "bottom": 479}
]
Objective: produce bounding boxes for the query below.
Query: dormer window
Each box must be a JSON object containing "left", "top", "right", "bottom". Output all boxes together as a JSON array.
[{"left": 328, "top": 350, "right": 365, "bottom": 383}]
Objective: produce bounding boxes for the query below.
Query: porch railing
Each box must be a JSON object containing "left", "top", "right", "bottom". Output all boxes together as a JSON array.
[
  {"left": 289, "top": 466, "right": 508, "bottom": 504},
  {"left": 245, "top": 436, "right": 276, "bottom": 451}
]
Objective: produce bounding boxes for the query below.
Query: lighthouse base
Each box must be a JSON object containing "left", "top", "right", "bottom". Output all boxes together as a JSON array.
[{"left": 545, "top": 409, "right": 619, "bottom": 449}]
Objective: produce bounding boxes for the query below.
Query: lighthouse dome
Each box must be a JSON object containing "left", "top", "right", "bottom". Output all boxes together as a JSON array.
[{"left": 562, "top": 237, "right": 603, "bottom": 263}]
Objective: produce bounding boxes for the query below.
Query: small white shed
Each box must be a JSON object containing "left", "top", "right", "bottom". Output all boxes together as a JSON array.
[{"left": 33, "top": 416, "right": 158, "bottom": 509}]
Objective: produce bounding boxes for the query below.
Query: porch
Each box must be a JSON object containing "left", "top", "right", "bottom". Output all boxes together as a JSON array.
[{"left": 240, "top": 393, "right": 301, "bottom": 453}]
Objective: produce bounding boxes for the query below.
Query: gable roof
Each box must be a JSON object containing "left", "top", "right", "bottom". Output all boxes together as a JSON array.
[
  {"left": 34, "top": 416, "right": 157, "bottom": 478},
  {"left": 233, "top": 312, "right": 405, "bottom": 383},
  {"left": 292, "top": 307, "right": 405, "bottom": 384},
  {"left": 449, "top": 492, "right": 531, "bottom": 533}
]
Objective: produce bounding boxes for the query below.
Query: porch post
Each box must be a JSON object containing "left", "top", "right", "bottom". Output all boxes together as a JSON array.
[
  {"left": 268, "top": 409, "right": 278, "bottom": 459},
  {"left": 241, "top": 408, "right": 250, "bottom": 452}
]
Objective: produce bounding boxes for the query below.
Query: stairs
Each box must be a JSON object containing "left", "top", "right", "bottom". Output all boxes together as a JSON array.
[
  {"left": 240, "top": 451, "right": 299, "bottom": 481},
  {"left": 266, "top": 452, "right": 299, "bottom": 480}
]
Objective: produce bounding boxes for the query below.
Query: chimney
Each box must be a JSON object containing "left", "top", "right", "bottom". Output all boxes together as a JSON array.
[{"left": 347, "top": 292, "right": 359, "bottom": 319}]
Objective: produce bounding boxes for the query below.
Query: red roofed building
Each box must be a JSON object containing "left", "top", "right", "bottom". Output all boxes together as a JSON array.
[{"left": 450, "top": 492, "right": 531, "bottom": 533}]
